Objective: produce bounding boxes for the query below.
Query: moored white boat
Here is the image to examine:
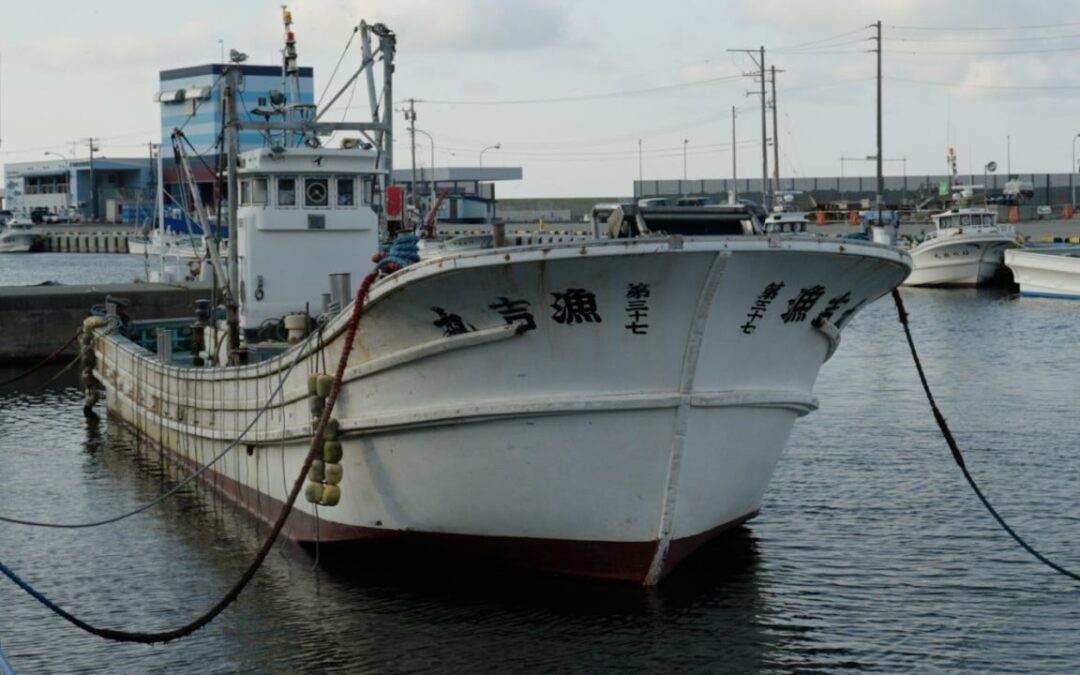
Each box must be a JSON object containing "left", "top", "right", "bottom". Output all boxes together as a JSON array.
[
  {"left": 1004, "top": 246, "right": 1080, "bottom": 299},
  {"left": 904, "top": 207, "right": 1018, "bottom": 287},
  {"left": 81, "top": 9, "right": 912, "bottom": 585},
  {"left": 0, "top": 220, "right": 39, "bottom": 253}
]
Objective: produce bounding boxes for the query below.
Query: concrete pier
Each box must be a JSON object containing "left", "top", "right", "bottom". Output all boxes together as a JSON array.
[{"left": 0, "top": 281, "right": 212, "bottom": 362}]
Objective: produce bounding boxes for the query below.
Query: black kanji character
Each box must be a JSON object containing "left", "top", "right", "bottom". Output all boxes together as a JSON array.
[
  {"left": 551, "top": 288, "right": 602, "bottom": 324},
  {"left": 626, "top": 283, "right": 651, "bottom": 299},
  {"left": 758, "top": 281, "right": 786, "bottom": 302},
  {"left": 431, "top": 306, "right": 475, "bottom": 336},
  {"left": 740, "top": 321, "right": 757, "bottom": 335},
  {"left": 489, "top": 297, "right": 536, "bottom": 331},
  {"left": 626, "top": 321, "right": 649, "bottom": 335},
  {"left": 781, "top": 285, "right": 826, "bottom": 323},
  {"left": 815, "top": 291, "right": 852, "bottom": 323}
]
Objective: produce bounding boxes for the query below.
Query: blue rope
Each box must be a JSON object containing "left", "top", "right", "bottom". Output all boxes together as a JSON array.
[{"left": 376, "top": 234, "right": 420, "bottom": 271}]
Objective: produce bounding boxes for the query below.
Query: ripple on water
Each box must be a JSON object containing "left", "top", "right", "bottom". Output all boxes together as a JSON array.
[{"left": 1, "top": 287, "right": 1079, "bottom": 673}]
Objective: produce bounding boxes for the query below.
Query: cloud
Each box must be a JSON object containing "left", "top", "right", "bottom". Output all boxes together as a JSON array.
[{"left": 289, "top": 0, "right": 569, "bottom": 53}]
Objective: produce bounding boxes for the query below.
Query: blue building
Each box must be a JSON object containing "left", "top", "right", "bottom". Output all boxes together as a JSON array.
[
  {"left": 156, "top": 63, "right": 315, "bottom": 156},
  {"left": 156, "top": 63, "right": 315, "bottom": 212}
]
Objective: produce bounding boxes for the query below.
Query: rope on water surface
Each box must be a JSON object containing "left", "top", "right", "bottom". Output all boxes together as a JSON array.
[
  {"left": 0, "top": 271, "right": 380, "bottom": 642},
  {"left": 0, "top": 328, "right": 82, "bottom": 389},
  {"left": 892, "top": 288, "right": 1080, "bottom": 582}
]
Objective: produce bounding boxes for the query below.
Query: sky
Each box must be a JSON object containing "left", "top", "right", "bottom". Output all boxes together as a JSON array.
[{"left": 2, "top": 0, "right": 1080, "bottom": 198}]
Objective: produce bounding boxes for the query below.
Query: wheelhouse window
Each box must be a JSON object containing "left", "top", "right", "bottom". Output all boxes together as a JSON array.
[
  {"left": 336, "top": 177, "right": 356, "bottom": 207},
  {"left": 252, "top": 177, "right": 269, "bottom": 205},
  {"left": 278, "top": 177, "right": 297, "bottom": 206},
  {"left": 240, "top": 179, "right": 252, "bottom": 205},
  {"left": 305, "top": 177, "right": 329, "bottom": 207},
  {"left": 982, "top": 214, "right": 994, "bottom": 226},
  {"left": 959, "top": 215, "right": 971, "bottom": 227}
]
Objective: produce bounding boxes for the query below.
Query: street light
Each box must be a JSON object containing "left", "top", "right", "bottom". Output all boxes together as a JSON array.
[
  {"left": 1071, "top": 133, "right": 1080, "bottom": 207},
  {"left": 414, "top": 128, "right": 436, "bottom": 209},
  {"left": 479, "top": 143, "right": 500, "bottom": 167}
]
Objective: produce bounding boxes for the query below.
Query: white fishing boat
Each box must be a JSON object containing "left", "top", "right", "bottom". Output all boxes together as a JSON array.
[
  {"left": 904, "top": 204, "right": 1018, "bottom": 287},
  {"left": 128, "top": 228, "right": 205, "bottom": 259},
  {"left": 81, "top": 10, "right": 912, "bottom": 584},
  {"left": 0, "top": 220, "right": 39, "bottom": 253},
  {"left": 1004, "top": 246, "right": 1080, "bottom": 299}
]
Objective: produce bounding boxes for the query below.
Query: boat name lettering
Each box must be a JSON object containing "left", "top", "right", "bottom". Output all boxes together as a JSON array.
[
  {"left": 624, "top": 283, "right": 650, "bottom": 335},
  {"left": 814, "top": 291, "right": 851, "bottom": 324},
  {"left": 781, "top": 285, "right": 826, "bottom": 323},
  {"left": 431, "top": 307, "right": 476, "bottom": 336},
  {"left": 551, "top": 288, "right": 602, "bottom": 325},
  {"left": 740, "top": 281, "right": 786, "bottom": 334},
  {"left": 489, "top": 297, "right": 536, "bottom": 332}
]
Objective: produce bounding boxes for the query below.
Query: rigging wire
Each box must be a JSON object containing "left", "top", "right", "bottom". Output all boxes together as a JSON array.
[{"left": 316, "top": 25, "right": 361, "bottom": 110}]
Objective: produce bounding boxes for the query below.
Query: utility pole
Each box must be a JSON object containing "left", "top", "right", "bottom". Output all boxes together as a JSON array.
[
  {"left": 84, "top": 137, "right": 99, "bottom": 220},
  {"left": 873, "top": 20, "right": 883, "bottom": 222},
  {"left": 731, "top": 106, "right": 737, "bottom": 201},
  {"left": 404, "top": 98, "right": 418, "bottom": 209},
  {"left": 770, "top": 65, "right": 783, "bottom": 202},
  {"left": 727, "top": 46, "right": 768, "bottom": 208},
  {"left": 637, "top": 138, "right": 642, "bottom": 198}
]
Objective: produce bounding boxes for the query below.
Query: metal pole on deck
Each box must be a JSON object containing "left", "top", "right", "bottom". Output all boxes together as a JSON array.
[{"left": 225, "top": 65, "right": 242, "bottom": 364}]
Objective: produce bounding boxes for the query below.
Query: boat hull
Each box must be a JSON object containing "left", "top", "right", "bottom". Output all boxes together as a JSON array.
[
  {"left": 92, "top": 236, "right": 910, "bottom": 583},
  {"left": 0, "top": 234, "right": 37, "bottom": 253},
  {"left": 904, "top": 233, "right": 1017, "bottom": 287},
  {"left": 1004, "top": 247, "right": 1080, "bottom": 299}
]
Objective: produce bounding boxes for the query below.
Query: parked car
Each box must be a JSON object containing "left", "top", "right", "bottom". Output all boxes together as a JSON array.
[{"left": 1036, "top": 205, "right": 1053, "bottom": 219}]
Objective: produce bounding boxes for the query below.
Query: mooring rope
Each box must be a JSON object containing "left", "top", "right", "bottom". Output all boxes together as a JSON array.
[
  {"left": 892, "top": 289, "right": 1080, "bottom": 582},
  {"left": 0, "top": 271, "right": 379, "bottom": 643},
  {"left": 0, "top": 330, "right": 314, "bottom": 529},
  {"left": 0, "top": 328, "right": 82, "bottom": 389}
]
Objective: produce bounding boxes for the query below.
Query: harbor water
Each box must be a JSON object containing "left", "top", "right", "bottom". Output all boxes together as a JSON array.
[{"left": 1, "top": 254, "right": 1079, "bottom": 673}]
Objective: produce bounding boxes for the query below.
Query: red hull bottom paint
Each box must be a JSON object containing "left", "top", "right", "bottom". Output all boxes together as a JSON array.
[{"left": 120, "top": 416, "right": 758, "bottom": 584}]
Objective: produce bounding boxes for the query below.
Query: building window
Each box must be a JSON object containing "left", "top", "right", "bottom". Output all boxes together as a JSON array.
[
  {"left": 336, "top": 177, "right": 355, "bottom": 207},
  {"left": 240, "top": 180, "right": 252, "bottom": 205},
  {"left": 305, "top": 177, "right": 329, "bottom": 207},
  {"left": 278, "top": 177, "right": 297, "bottom": 206},
  {"left": 252, "top": 177, "right": 269, "bottom": 205}
]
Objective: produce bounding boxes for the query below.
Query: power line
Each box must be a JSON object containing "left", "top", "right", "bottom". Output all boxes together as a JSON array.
[
  {"left": 887, "top": 20, "right": 1080, "bottom": 32},
  {"left": 889, "top": 44, "right": 1080, "bottom": 56},
  {"left": 413, "top": 73, "right": 744, "bottom": 106},
  {"left": 886, "top": 32, "right": 1080, "bottom": 44},
  {"left": 771, "top": 26, "right": 870, "bottom": 51},
  {"left": 886, "top": 75, "right": 1080, "bottom": 90}
]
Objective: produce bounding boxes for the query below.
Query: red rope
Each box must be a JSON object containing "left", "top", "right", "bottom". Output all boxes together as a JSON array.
[{"left": 51, "top": 272, "right": 380, "bottom": 643}]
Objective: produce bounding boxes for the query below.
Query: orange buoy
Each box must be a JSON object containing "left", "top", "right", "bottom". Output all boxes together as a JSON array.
[{"left": 1008, "top": 207, "right": 1019, "bottom": 224}]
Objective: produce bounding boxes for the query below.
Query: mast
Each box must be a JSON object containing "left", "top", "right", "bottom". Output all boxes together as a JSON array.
[{"left": 224, "top": 64, "right": 242, "bottom": 364}]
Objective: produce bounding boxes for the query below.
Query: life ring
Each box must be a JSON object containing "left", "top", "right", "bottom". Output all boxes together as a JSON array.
[{"left": 188, "top": 260, "right": 202, "bottom": 278}]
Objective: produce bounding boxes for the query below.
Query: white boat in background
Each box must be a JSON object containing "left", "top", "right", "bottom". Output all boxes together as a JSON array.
[
  {"left": 83, "top": 8, "right": 912, "bottom": 585},
  {"left": 1004, "top": 246, "right": 1080, "bottom": 299},
  {"left": 128, "top": 228, "right": 205, "bottom": 259},
  {"left": 0, "top": 220, "right": 39, "bottom": 253},
  {"left": 763, "top": 192, "right": 810, "bottom": 234},
  {"left": 904, "top": 205, "right": 1018, "bottom": 287}
]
